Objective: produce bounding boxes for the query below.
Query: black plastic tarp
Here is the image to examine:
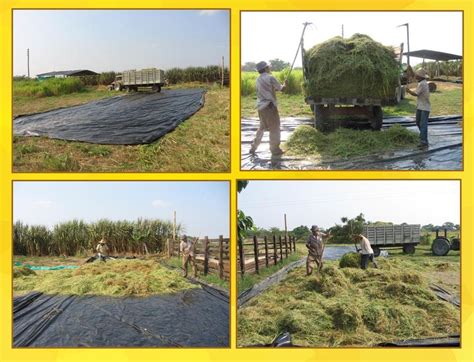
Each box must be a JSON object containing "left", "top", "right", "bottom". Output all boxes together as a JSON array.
[
  {"left": 14, "top": 287, "right": 228, "bottom": 347},
  {"left": 13, "top": 89, "right": 206, "bottom": 145}
]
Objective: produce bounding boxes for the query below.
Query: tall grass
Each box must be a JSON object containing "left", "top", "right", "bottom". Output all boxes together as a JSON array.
[
  {"left": 14, "top": 78, "right": 85, "bottom": 97},
  {"left": 165, "top": 66, "right": 229, "bottom": 84},
  {"left": 13, "top": 219, "right": 182, "bottom": 257},
  {"left": 241, "top": 69, "right": 304, "bottom": 96}
]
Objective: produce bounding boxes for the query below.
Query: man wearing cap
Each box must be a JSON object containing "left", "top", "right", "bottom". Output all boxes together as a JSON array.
[
  {"left": 306, "top": 225, "right": 330, "bottom": 275},
  {"left": 179, "top": 235, "right": 198, "bottom": 278},
  {"left": 406, "top": 69, "right": 431, "bottom": 148},
  {"left": 95, "top": 238, "right": 109, "bottom": 262},
  {"left": 353, "top": 234, "right": 378, "bottom": 270},
  {"left": 249, "top": 61, "right": 288, "bottom": 156}
]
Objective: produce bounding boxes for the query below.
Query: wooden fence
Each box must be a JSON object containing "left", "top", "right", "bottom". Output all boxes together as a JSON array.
[
  {"left": 168, "top": 236, "right": 230, "bottom": 280},
  {"left": 237, "top": 235, "right": 296, "bottom": 276}
]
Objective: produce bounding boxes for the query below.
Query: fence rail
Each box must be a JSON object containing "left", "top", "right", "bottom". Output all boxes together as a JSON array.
[
  {"left": 167, "top": 235, "right": 230, "bottom": 280},
  {"left": 237, "top": 235, "right": 296, "bottom": 277}
]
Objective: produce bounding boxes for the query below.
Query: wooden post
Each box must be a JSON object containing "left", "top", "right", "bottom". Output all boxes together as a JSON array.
[
  {"left": 27, "top": 48, "right": 30, "bottom": 78},
  {"left": 173, "top": 211, "right": 178, "bottom": 256},
  {"left": 284, "top": 234, "right": 289, "bottom": 258},
  {"left": 279, "top": 235, "right": 283, "bottom": 263},
  {"left": 264, "top": 236, "right": 269, "bottom": 267},
  {"left": 238, "top": 237, "right": 245, "bottom": 278},
  {"left": 167, "top": 238, "right": 171, "bottom": 257},
  {"left": 218, "top": 235, "right": 224, "bottom": 279},
  {"left": 203, "top": 236, "right": 209, "bottom": 275},
  {"left": 293, "top": 236, "right": 296, "bottom": 251},
  {"left": 253, "top": 235, "right": 259, "bottom": 274},
  {"left": 273, "top": 235, "right": 277, "bottom": 265},
  {"left": 221, "top": 56, "right": 225, "bottom": 88}
]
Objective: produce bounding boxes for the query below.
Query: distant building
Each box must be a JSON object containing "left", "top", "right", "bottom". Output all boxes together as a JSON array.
[{"left": 36, "top": 69, "right": 98, "bottom": 80}]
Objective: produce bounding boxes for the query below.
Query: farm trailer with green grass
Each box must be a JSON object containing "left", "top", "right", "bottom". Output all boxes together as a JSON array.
[
  {"left": 363, "top": 224, "right": 421, "bottom": 256},
  {"left": 112, "top": 68, "right": 165, "bottom": 92},
  {"left": 303, "top": 34, "right": 404, "bottom": 132}
]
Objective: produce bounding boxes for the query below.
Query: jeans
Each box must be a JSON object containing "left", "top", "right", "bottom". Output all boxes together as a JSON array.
[
  {"left": 252, "top": 103, "right": 282, "bottom": 154},
  {"left": 360, "top": 253, "right": 375, "bottom": 269},
  {"left": 416, "top": 109, "right": 430, "bottom": 145}
]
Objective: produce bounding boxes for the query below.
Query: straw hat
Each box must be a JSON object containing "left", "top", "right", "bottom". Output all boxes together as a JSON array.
[
  {"left": 415, "top": 69, "right": 429, "bottom": 79},
  {"left": 256, "top": 61, "right": 270, "bottom": 72}
]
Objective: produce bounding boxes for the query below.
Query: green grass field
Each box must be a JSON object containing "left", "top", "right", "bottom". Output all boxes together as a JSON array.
[
  {"left": 13, "top": 83, "right": 230, "bottom": 172},
  {"left": 238, "top": 248, "right": 460, "bottom": 347}
]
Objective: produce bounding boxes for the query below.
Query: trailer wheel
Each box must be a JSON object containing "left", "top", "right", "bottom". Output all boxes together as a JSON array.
[
  {"left": 152, "top": 85, "right": 162, "bottom": 93},
  {"left": 371, "top": 106, "right": 383, "bottom": 131},
  {"left": 372, "top": 246, "right": 381, "bottom": 257},
  {"left": 403, "top": 244, "right": 415, "bottom": 254},
  {"left": 400, "top": 86, "right": 406, "bottom": 100},
  {"left": 114, "top": 83, "right": 122, "bottom": 91},
  {"left": 432, "top": 238, "right": 450, "bottom": 256},
  {"left": 450, "top": 238, "right": 460, "bottom": 251},
  {"left": 314, "top": 105, "right": 335, "bottom": 132}
]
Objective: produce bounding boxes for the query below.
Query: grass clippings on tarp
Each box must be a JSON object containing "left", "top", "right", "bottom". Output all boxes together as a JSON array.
[
  {"left": 238, "top": 258, "right": 459, "bottom": 347},
  {"left": 304, "top": 34, "right": 400, "bottom": 99},
  {"left": 284, "top": 124, "right": 419, "bottom": 159},
  {"left": 14, "top": 259, "right": 198, "bottom": 297}
]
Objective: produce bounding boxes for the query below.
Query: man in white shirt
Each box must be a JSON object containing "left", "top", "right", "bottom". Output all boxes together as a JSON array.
[
  {"left": 354, "top": 234, "right": 378, "bottom": 269},
  {"left": 406, "top": 69, "right": 431, "bottom": 148},
  {"left": 179, "top": 235, "right": 198, "bottom": 277},
  {"left": 249, "top": 61, "right": 288, "bottom": 156}
]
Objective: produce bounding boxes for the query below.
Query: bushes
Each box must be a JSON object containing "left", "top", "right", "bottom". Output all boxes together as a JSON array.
[
  {"left": 13, "top": 219, "right": 182, "bottom": 256},
  {"left": 241, "top": 69, "right": 304, "bottom": 96},
  {"left": 14, "top": 77, "right": 86, "bottom": 97},
  {"left": 165, "top": 66, "right": 228, "bottom": 84}
]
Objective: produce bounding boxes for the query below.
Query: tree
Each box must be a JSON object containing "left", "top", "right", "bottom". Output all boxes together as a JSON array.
[
  {"left": 291, "top": 225, "right": 310, "bottom": 241},
  {"left": 237, "top": 181, "right": 254, "bottom": 241},
  {"left": 442, "top": 222, "right": 456, "bottom": 231},
  {"left": 269, "top": 58, "right": 290, "bottom": 71},
  {"left": 328, "top": 213, "right": 366, "bottom": 244},
  {"left": 241, "top": 62, "right": 257, "bottom": 72}
]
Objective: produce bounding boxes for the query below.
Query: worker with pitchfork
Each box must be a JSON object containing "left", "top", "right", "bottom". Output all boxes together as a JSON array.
[
  {"left": 249, "top": 61, "right": 288, "bottom": 157},
  {"left": 95, "top": 238, "right": 109, "bottom": 262},
  {"left": 306, "top": 225, "right": 330, "bottom": 275},
  {"left": 180, "top": 235, "right": 198, "bottom": 278}
]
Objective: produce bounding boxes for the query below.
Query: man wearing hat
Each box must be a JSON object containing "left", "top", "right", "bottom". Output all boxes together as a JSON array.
[
  {"left": 406, "top": 69, "right": 431, "bottom": 148},
  {"left": 249, "top": 61, "right": 288, "bottom": 156},
  {"left": 306, "top": 225, "right": 330, "bottom": 275},
  {"left": 353, "top": 234, "right": 378, "bottom": 270},
  {"left": 179, "top": 235, "right": 198, "bottom": 278},
  {"left": 95, "top": 238, "right": 109, "bottom": 262}
]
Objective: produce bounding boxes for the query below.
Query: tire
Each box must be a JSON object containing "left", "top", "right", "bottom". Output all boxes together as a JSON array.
[
  {"left": 450, "top": 238, "right": 460, "bottom": 251},
  {"left": 372, "top": 246, "right": 381, "bottom": 257},
  {"left": 403, "top": 244, "right": 415, "bottom": 254},
  {"left": 371, "top": 106, "right": 383, "bottom": 130},
  {"left": 314, "top": 105, "right": 334, "bottom": 132},
  {"left": 152, "top": 85, "right": 162, "bottom": 93},
  {"left": 400, "top": 86, "right": 406, "bottom": 100},
  {"left": 428, "top": 82, "right": 437, "bottom": 92},
  {"left": 432, "top": 238, "right": 450, "bottom": 256},
  {"left": 114, "top": 83, "right": 122, "bottom": 91}
]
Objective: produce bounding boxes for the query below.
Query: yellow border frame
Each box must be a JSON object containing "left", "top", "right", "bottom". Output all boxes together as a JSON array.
[{"left": 1, "top": 1, "right": 473, "bottom": 361}]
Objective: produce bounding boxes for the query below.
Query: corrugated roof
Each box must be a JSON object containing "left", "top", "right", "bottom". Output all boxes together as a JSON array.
[
  {"left": 403, "top": 50, "right": 462, "bottom": 61},
  {"left": 37, "top": 69, "right": 98, "bottom": 77}
]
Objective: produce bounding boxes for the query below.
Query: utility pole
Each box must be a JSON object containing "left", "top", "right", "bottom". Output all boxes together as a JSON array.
[
  {"left": 173, "top": 210, "right": 177, "bottom": 256},
  {"left": 284, "top": 214, "right": 288, "bottom": 240},
  {"left": 397, "top": 23, "right": 410, "bottom": 66},
  {"left": 221, "top": 56, "right": 224, "bottom": 88},
  {"left": 341, "top": 24, "right": 344, "bottom": 38},
  {"left": 27, "top": 48, "right": 30, "bottom": 78}
]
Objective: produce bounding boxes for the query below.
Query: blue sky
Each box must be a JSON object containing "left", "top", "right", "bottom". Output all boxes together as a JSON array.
[
  {"left": 238, "top": 181, "right": 460, "bottom": 230},
  {"left": 242, "top": 12, "right": 462, "bottom": 66},
  {"left": 13, "top": 10, "right": 229, "bottom": 76},
  {"left": 14, "top": 182, "right": 229, "bottom": 237}
]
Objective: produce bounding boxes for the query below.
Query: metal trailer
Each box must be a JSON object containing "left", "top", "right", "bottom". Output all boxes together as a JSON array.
[
  {"left": 303, "top": 43, "right": 404, "bottom": 132},
  {"left": 431, "top": 228, "right": 460, "bottom": 256},
  {"left": 114, "top": 68, "right": 165, "bottom": 92},
  {"left": 363, "top": 224, "right": 421, "bottom": 256}
]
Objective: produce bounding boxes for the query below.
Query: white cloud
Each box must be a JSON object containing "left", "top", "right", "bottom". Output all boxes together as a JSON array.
[
  {"left": 33, "top": 200, "right": 54, "bottom": 209},
  {"left": 151, "top": 199, "right": 168, "bottom": 208},
  {"left": 199, "top": 10, "right": 220, "bottom": 16}
]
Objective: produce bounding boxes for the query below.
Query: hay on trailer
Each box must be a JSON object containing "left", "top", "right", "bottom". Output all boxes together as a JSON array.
[{"left": 304, "top": 34, "right": 400, "bottom": 99}]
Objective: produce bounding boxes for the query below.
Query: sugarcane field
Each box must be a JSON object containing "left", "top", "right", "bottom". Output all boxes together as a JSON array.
[
  {"left": 12, "top": 10, "right": 230, "bottom": 172},
  {"left": 12, "top": 181, "right": 230, "bottom": 347},
  {"left": 241, "top": 12, "right": 462, "bottom": 170},
  {"left": 237, "top": 180, "right": 460, "bottom": 347}
]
